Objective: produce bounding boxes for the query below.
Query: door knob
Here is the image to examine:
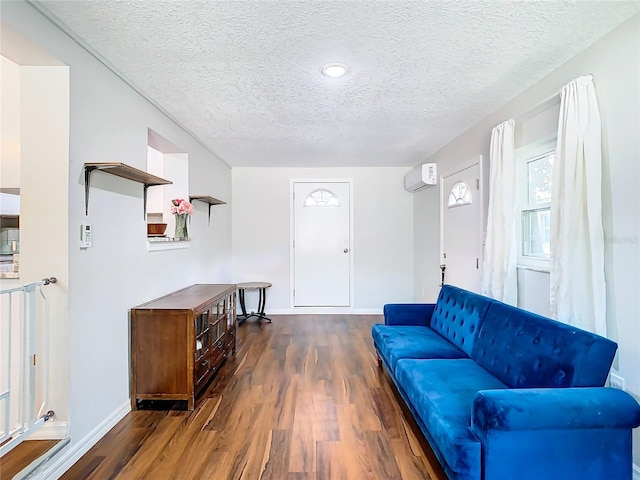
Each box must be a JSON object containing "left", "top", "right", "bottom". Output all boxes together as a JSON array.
[{"left": 344, "top": 248, "right": 349, "bottom": 253}]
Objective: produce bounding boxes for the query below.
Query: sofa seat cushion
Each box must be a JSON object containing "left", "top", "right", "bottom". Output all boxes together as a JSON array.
[
  {"left": 372, "top": 325, "right": 468, "bottom": 372},
  {"left": 395, "top": 358, "right": 507, "bottom": 478}
]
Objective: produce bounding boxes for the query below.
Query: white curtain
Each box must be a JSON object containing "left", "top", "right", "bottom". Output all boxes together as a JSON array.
[
  {"left": 482, "top": 119, "right": 517, "bottom": 305},
  {"left": 550, "top": 75, "right": 606, "bottom": 335}
]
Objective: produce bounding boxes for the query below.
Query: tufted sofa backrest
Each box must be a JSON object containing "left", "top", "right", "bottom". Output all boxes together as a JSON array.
[
  {"left": 429, "top": 285, "right": 493, "bottom": 358},
  {"left": 472, "top": 301, "right": 617, "bottom": 388}
]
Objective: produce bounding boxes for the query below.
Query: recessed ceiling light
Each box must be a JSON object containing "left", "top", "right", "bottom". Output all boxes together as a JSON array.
[{"left": 321, "top": 63, "right": 349, "bottom": 78}]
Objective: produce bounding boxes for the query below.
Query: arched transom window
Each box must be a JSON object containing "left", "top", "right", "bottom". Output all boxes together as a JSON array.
[
  {"left": 448, "top": 181, "right": 471, "bottom": 208},
  {"left": 304, "top": 189, "right": 340, "bottom": 207}
]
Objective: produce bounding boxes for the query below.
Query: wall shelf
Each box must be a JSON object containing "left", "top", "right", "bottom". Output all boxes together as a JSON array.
[
  {"left": 84, "top": 162, "right": 172, "bottom": 218},
  {"left": 147, "top": 238, "right": 190, "bottom": 252},
  {"left": 189, "top": 195, "right": 226, "bottom": 225}
]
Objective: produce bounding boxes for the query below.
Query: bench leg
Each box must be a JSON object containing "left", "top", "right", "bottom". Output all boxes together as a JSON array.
[{"left": 376, "top": 353, "right": 382, "bottom": 368}]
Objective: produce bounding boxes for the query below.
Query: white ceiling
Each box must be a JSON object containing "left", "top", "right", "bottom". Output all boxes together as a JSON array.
[{"left": 34, "top": 1, "right": 639, "bottom": 168}]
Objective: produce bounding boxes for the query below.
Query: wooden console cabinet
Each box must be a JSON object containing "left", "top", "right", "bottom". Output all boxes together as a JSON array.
[{"left": 130, "top": 284, "right": 236, "bottom": 410}]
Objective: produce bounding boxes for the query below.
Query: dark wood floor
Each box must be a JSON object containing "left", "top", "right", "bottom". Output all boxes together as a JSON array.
[
  {"left": 0, "top": 440, "right": 59, "bottom": 479},
  {"left": 61, "top": 315, "right": 447, "bottom": 480}
]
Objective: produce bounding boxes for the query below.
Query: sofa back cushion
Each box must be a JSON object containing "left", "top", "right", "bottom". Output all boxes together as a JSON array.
[
  {"left": 429, "top": 285, "right": 493, "bottom": 358},
  {"left": 472, "top": 301, "right": 617, "bottom": 388}
]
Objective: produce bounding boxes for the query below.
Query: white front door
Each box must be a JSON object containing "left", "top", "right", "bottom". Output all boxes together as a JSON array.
[
  {"left": 293, "top": 182, "right": 351, "bottom": 307},
  {"left": 441, "top": 161, "right": 483, "bottom": 292}
]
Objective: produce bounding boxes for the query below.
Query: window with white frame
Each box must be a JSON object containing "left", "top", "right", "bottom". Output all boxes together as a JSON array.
[
  {"left": 447, "top": 181, "right": 472, "bottom": 208},
  {"left": 304, "top": 189, "right": 340, "bottom": 207},
  {"left": 515, "top": 137, "right": 555, "bottom": 269}
]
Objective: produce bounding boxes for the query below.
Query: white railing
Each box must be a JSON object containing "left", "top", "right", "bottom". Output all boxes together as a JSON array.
[{"left": 0, "top": 277, "right": 56, "bottom": 456}]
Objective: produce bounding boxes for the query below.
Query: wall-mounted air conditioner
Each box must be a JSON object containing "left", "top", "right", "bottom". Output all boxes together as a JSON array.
[{"left": 404, "top": 163, "right": 437, "bottom": 192}]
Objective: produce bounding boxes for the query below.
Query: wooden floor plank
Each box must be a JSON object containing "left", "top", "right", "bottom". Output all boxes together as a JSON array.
[
  {"left": 139, "top": 398, "right": 221, "bottom": 479},
  {"left": 271, "top": 373, "right": 298, "bottom": 430},
  {"left": 390, "top": 438, "right": 433, "bottom": 480},
  {"left": 59, "top": 315, "right": 446, "bottom": 480},
  {"left": 0, "top": 440, "right": 59, "bottom": 480},
  {"left": 288, "top": 386, "right": 317, "bottom": 473},
  {"left": 365, "top": 431, "right": 404, "bottom": 480},
  {"left": 113, "top": 414, "right": 187, "bottom": 480},
  {"left": 316, "top": 441, "right": 348, "bottom": 480},
  {"left": 260, "top": 429, "right": 292, "bottom": 480},
  {"left": 335, "top": 403, "right": 387, "bottom": 479}
]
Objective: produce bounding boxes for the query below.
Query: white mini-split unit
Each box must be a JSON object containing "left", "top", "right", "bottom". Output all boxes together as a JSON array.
[{"left": 404, "top": 163, "right": 437, "bottom": 192}]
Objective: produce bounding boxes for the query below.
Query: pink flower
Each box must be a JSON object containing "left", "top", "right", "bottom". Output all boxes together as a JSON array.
[{"left": 170, "top": 199, "right": 193, "bottom": 216}]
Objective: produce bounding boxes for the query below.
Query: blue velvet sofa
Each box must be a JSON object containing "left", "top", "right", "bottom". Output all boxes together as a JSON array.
[{"left": 372, "top": 284, "right": 640, "bottom": 480}]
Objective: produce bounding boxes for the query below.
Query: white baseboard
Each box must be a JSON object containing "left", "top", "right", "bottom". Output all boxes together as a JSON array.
[
  {"left": 264, "top": 308, "right": 383, "bottom": 315},
  {"left": 29, "top": 421, "right": 69, "bottom": 440},
  {"left": 265, "top": 309, "right": 296, "bottom": 315},
  {"left": 354, "top": 308, "right": 383, "bottom": 315},
  {"left": 633, "top": 463, "right": 640, "bottom": 480},
  {"left": 33, "top": 400, "right": 131, "bottom": 480}
]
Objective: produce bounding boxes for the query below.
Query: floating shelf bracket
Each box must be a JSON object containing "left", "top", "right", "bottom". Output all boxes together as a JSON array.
[
  {"left": 189, "top": 195, "right": 226, "bottom": 225},
  {"left": 84, "top": 163, "right": 172, "bottom": 219},
  {"left": 84, "top": 165, "right": 98, "bottom": 216}
]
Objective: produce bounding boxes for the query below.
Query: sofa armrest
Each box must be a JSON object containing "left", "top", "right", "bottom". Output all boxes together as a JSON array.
[
  {"left": 471, "top": 387, "right": 640, "bottom": 438},
  {"left": 383, "top": 303, "right": 435, "bottom": 327}
]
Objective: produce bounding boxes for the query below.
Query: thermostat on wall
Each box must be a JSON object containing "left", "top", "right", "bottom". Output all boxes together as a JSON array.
[{"left": 80, "top": 224, "right": 92, "bottom": 248}]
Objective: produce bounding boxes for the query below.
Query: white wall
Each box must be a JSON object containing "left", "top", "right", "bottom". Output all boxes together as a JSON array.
[
  {"left": 162, "top": 153, "right": 190, "bottom": 236},
  {"left": 1, "top": 0, "right": 232, "bottom": 461},
  {"left": 232, "top": 167, "right": 414, "bottom": 313},
  {"left": 0, "top": 56, "right": 20, "bottom": 188},
  {"left": 414, "top": 15, "right": 640, "bottom": 466},
  {"left": 145, "top": 146, "right": 164, "bottom": 215},
  {"left": 20, "top": 64, "right": 71, "bottom": 434},
  {"left": 516, "top": 269, "right": 551, "bottom": 317}
]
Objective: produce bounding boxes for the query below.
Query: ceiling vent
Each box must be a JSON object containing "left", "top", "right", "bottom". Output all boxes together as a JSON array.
[{"left": 404, "top": 163, "right": 437, "bottom": 192}]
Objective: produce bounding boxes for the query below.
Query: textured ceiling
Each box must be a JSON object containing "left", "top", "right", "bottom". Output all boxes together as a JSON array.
[{"left": 34, "top": 1, "right": 639, "bottom": 167}]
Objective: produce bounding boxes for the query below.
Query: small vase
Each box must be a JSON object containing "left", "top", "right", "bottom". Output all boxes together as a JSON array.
[{"left": 174, "top": 214, "right": 189, "bottom": 240}]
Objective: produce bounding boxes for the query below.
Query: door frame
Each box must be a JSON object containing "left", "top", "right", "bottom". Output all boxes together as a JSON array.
[
  {"left": 289, "top": 178, "right": 355, "bottom": 313},
  {"left": 439, "top": 155, "right": 485, "bottom": 286}
]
